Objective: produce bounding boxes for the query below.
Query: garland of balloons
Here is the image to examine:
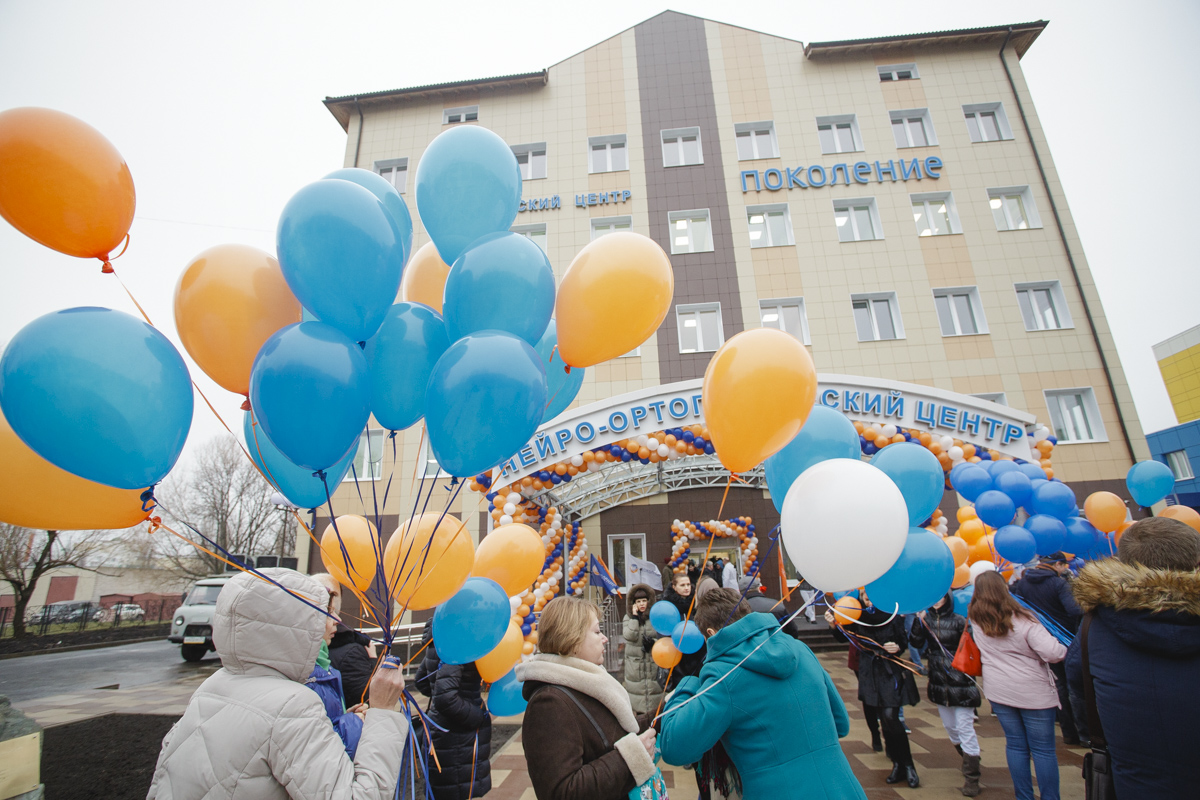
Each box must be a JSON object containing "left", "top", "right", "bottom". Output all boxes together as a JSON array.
[
  {"left": 667, "top": 517, "right": 756, "bottom": 575},
  {"left": 851, "top": 420, "right": 1058, "bottom": 483}
]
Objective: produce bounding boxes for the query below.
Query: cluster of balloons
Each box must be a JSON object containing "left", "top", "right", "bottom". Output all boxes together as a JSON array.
[
  {"left": 646, "top": 598, "right": 704, "bottom": 669},
  {"left": 852, "top": 420, "right": 1058, "bottom": 483},
  {"left": 668, "top": 517, "right": 756, "bottom": 575}
]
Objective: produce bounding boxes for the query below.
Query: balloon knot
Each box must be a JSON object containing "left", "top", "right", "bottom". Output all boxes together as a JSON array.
[
  {"left": 100, "top": 260, "right": 114, "bottom": 274},
  {"left": 147, "top": 516, "right": 162, "bottom": 534},
  {"left": 388, "top": 430, "right": 398, "bottom": 440},
  {"left": 140, "top": 486, "right": 157, "bottom": 512},
  {"left": 357, "top": 341, "right": 366, "bottom": 349},
  {"left": 312, "top": 470, "right": 327, "bottom": 480},
  {"left": 240, "top": 397, "right": 251, "bottom": 411}
]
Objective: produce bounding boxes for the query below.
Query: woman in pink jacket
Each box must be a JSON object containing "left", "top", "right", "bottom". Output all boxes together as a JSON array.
[{"left": 968, "top": 571, "right": 1067, "bottom": 800}]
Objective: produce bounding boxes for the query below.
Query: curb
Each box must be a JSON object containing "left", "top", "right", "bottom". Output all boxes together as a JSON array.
[{"left": 0, "top": 635, "right": 168, "bottom": 660}]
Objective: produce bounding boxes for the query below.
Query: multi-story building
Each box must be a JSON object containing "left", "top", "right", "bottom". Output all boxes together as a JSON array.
[
  {"left": 1154, "top": 323, "right": 1200, "bottom": 426},
  {"left": 302, "top": 13, "right": 1149, "bottom": 609}
]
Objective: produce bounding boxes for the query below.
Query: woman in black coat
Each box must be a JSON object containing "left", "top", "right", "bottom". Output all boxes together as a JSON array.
[
  {"left": 424, "top": 662, "right": 492, "bottom": 799},
  {"left": 660, "top": 572, "right": 705, "bottom": 691},
  {"left": 909, "top": 593, "right": 982, "bottom": 796},
  {"left": 328, "top": 624, "right": 375, "bottom": 708}
]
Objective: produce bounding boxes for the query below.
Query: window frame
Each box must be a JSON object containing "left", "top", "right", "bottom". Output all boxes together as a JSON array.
[
  {"left": 421, "top": 434, "right": 442, "bottom": 479},
  {"left": 833, "top": 197, "right": 883, "bottom": 242},
  {"left": 442, "top": 105, "right": 479, "bottom": 125},
  {"left": 759, "top": 297, "right": 810, "bottom": 345},
  {"left": 608, "top": 533, "right": 646, "bottom": 589},
  {"left": 971, "top": 392, "right": 1009, "bottom": 406},
  {"left": 963, "top": 102, "right": 1014, "bottom": 143},
  {"left": 343, "top": 429, "right": 385, "bottom": 482},
  {"left": 988, "top": 185, "right": 1043, "bottom": 231},
  {"left": 850, "top": 291, "right": 905, "bottom": 342},
  {"left": 889, "top": 108, "right": 938, "bottom": 148},
  {"left": 1165, "top": 451, "right": 1194, "bottom": 481},
  {"left": 878, "top": 63, "right": 919, "bottom": 82},
  {"left": 746, "top": 203, "right": 795, "bottom": 248},
  {"left": 590, "top": 215, "right": 633, "bottom": 240},
  {"left": 588, "top": 134, "right": 628, "bottom": 174},
  {"left": 373, "top": 158, "right": 408, "bottom": 194},
  {"left": 815, "top": 114, "right": 863, "bottom": 155},
  {"left": 734, "top": 121, "right": 779, "bottom": 160},
  {"left": 932, "top": 286, "right": 989, "bottom": 337},
  {"left": 1015, "top": 281, "right": 1074, "bottom": 332},
  {"left": 1043, "top": 387, "right": 1108, "bottom": 444},
  {"left": 510, "top": 223, "right": 548, "bottom": 254},
  {"left": 676, "top": 302, "right": 724, "bottom": 354},
  {"left": 910, "top": 191, "right": 962, "bottom": 237},
  {"left": 511, "top": 142, "right": 548, "bottom": 181},
  {"left": 667, "top": 208, "right": 713, "bottom": 254},
  {"left": 661, "top": 126, "right": 703, "bottom": 167}
]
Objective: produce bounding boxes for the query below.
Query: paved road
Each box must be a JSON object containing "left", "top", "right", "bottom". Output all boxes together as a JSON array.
[{"left": 0, "top": 639, "right": 221, "bottom": 703}]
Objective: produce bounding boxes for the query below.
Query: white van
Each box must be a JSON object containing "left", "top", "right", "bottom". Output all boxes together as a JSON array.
[{"left": 168, "top": 575, "right": 231, "bottom": 662}]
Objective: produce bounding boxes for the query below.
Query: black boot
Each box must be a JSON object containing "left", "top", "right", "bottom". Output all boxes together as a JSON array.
[
  {"left": 954, "top": 743, "right": 963, "bottom": 756},
  {"left": 871, "top": 731, "right": 883, "bottom": 752},
  {"left": 885, "top": 763, "right": 904, "bottom": 784},
  {"left": 961, "top": 754, "right": 981, "bottom": 796},
  {"left": 906, "top": 765, "right": 920, "bottom": 788}
]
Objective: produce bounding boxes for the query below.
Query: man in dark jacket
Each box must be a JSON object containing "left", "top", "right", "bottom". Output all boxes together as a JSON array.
[
  {"left": 1011, "top": 552, "right": 1085, "bottom": 743},
  {"left": 328, "top": 624, "right": 376, "bottom": 709},
  {"left": 1069, "top": 517, "right": 1200, "bottom": 800}
]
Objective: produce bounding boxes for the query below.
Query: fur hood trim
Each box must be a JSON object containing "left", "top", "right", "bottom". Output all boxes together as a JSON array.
[
  {"left": 515, "top": 654, "right": 638, "bottom": 733},
  {"left": 1072, "top": 559, "right": 1200, "bottom": 615}
]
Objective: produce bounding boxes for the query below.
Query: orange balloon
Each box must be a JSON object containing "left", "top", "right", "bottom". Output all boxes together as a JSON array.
[
  {"left": 702, "top": 328, "right": 818, "bottom": 473},
  {"left": 472, "top": 523, "right": 543, "bottom": 595},
  {"left": 555, "top": 232, "right": 673, "bottom": 367},
  {"left": 174, "top": 244, "right": 302, "bottom": 396},
  {"left": 1160, "top": 505, "right": 1200, "bottom": 533},
  {"left": 959, "top": 519, "right": 986, "bottom": 545},
  {"left": 1084, "top": 491, "right": 1127, "bottom": 533},
  {"left": 961, "top": 444, "right": 976, "bottom": 459},
  {"left": 832, "top": 596, "right": 862, "bottom": 625},
  {"left": 968, "top": 534, "right": 995, "bottom": 565},
  {"left": 0, "top": 107, "right": 135, "bottom": 259},
  {"left": 320, "top": 515, "right": 380, "bottom": 594},
  {"left": 384, "top": 513, "right": 475, "bottom": 610},
  {"left": 652, "top": 637, "right": 682, "bottom": 668},
  {"left": 951, "top": 564, "right": 971, "bottom": 589},
  {"left": 400, "top": 242, "right": 452, "bottom": 313},
  {"left": 476, "top": 621, "right": 523, "bottom": 682},
  {"left": 956, "top": 506, "right": 978, "bottom": 524},
  {"left": 875, "top": 435, "right": 890, "bottom": 448},
  {"left": 945, "top": 536, "right": 969, "bottom": 567},
  {"left": 0, "top": 405, "right": 149, "bottom": 530}
]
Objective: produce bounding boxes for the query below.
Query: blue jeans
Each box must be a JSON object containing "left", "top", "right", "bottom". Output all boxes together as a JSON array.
[{"left": 991, "top": 703, "right": 1059, "bottom": 800}]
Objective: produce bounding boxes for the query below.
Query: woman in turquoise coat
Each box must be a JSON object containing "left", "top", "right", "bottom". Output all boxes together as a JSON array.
[{"left": 659, "top": 588, "right": 866, "bottom": 800}]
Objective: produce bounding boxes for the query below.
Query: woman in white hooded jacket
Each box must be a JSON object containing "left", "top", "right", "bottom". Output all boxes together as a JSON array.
[{"left": 147, "top": 568, "right": 408, "bottom": 800}]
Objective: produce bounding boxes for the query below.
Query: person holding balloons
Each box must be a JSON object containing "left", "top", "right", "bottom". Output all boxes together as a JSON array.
[
  {"left": 661, "top": 572, "right": 706, "bottom": 691},
  {"left": 622, "top": 583, "right": 665, "bottom": 715}
]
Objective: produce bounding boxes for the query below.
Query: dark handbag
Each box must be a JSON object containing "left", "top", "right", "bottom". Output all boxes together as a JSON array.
[{"left": 1080, "top": 613, "right": 1118, "bottom": 800}]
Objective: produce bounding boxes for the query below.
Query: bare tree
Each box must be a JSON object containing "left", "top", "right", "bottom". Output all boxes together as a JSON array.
[{"left": 0, "top": 524, "right": 104, "bottom": 638}]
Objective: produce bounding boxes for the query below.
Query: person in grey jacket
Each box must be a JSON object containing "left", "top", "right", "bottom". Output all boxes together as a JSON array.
[
  {"left": 621, "top": 583, "right": 663, "bottom": 714},
  {"left": 147, "top": 568, "right": 408, "bottom": 800}
]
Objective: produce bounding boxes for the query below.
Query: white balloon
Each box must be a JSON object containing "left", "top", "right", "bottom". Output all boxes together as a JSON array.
[
  {"left": 502, "top": 502, "right": 516, "bottom": 515},
  {"left": 506, "top": 492, "right": 521, "bottom": 505},
  {"left": 509, "top": 596, "right": 521, "bottom": 611},
  {"left": 657, "top": 444, "right": 670, "bottom": 457},
  {"left": 780, "top": 459, "right": 909, "bottom": 592},
  {"left": 541, "top": 534, "right": 551, "bottom": 544},
  {"left": 551, "top": 519, "right": 562, "bottom": 530},
  {"left": 881, "top": 424, "right": 898, "bottom": 438},
  {"left": 499, "top": 515, "right": 513, "bottom": 525},
  {"left": 939, "top": 435, "right": 955, "bottom": 450},
  {"left": 570, "top": 455, "right": 584, "bottom": 467},
  {"left": 646, "top": 437, "right": 659, "bottom": 450},
  {"left": 968, "top": 561, "right": 997, "bottom": 584},
  {"left": 1033, "top": 427, "right": 1049, "bottom": 442},
  {"left": 948, "top": 446, "right": 964, "bottom": 461},
  {"left": 636, "top": 435, "right": 649, "bottom": 447}
]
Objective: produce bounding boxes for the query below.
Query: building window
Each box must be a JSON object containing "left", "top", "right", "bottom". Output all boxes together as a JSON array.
[
  {"left": 963, "top": 102, "right": 1013, "bottom": 142},
  {"left": 933, "top": 286, "right": 987, "bottom": 336},
  {"left": 676, "top": 303, "right": 723, "bottom": 353},
  {"left": 760, "top": 297, "right": 809, "bottom": 344},
  {"left": 667, "top": 209, "right": 713, "bottom": 254},
  {"left": 816, "top": 114, "right": 862, "bottom": 155},
  {"left": 890, "top": 108, "right": 937, "bottom": 148},
  {"left": 911, "top": 192, "right": 960, "bottom": 237},
  {"left": 422, "top": 436, "right": 441, "bottom": 478},
  {"left": 734, "top": 121, "right": 778, "bottom": 160},
  {"left": 344, "top": 429, "right": 384, "bottom": 481},
  {"left": 988, "top": 186, "right": 1042, "bottom": 231},
  {"left": 608, "top": 533, "right": 645, "bottom": 589},
  {"left": 373, "top": 158, "right": 408, "bottom": 193},
  {"left": 661, "top": 127, "right": 703, "bottom": 167},
  {"left": 1044, "top": 388, "right": 1107, "bottom": 444},
  {"left": 879, "top": 63, "right": 919, "bottom": 82},
  {"left": 834, "top": 198, "right": 882, "bottom": 242},
  {"left": 1015, "top": 281, "right": 1073, "bottom": 331},
  {"left": 443, "top": 105, "right": 478, "bottom": 125},
  {"left": 852, "top": 292, "right": 904, "bottom": 342},
  {"left": 591, "top": 216, "right": 632, "bottom": 240},
  {"left": 589, "top": 134, "right": 628, "bottom": 173},
  {"left": 972, "top": 392, "right": 1008, "bottom": 406},
  {"left": 511, "top": 223, "right": 548, "bottom": 254},
  {"left": 746, "top": 203, "right": 794, "bottom": 248},
  {"left": 512, "top": 143, "right": 547, "bottom": 180},
  {"left": 1166, "top": 450, "right": 1194, "bottom": 481},
  {"left": 620, "top": 347, "right": 641, "bottom": 357}
]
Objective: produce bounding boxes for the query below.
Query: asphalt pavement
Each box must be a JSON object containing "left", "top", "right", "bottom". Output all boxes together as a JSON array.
[{"left": 0, "top": 639, "right": 220, "bottom": 703}]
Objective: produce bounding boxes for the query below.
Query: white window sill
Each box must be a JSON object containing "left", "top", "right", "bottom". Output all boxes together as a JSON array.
[
  {"left": 997, "top": 226, "right": 1045, "bottom": 232},
  {"left": 856, "top": 337, "right": 907, "bottom": 344},
  {"left": 917, "top": 232, "right": 963, "bottom": 238},
  {"left": 750, "top": 242, "right": 795, "bottom": 249},
  {"left": 665, "top": 162, "right": 704, "bottom": 168},
  {"left": 1022, "top": 325, "right": 1076, "bottom": 333},
  {"left": 940, "top": 331, "right": 991, "bottom": 338},
  {"left": 588, "top": 168, "right": 631, "bottom": 174},
  {"left": 838, "top": 238, "right": 885, "bottom": 244}
]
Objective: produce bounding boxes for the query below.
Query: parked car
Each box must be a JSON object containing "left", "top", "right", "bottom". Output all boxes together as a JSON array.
[
  {"left": 32, "top": 601, "right": 101, "bottom": 625},
  {"left": 168, "top": 575, "right": 231, "bottom": 662},
  {"left": 111, "top": 603, "right": 145, "bottom": 621}
]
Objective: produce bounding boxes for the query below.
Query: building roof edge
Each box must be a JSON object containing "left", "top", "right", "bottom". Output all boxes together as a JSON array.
[{"left": 804, "top": 20, "right": 1048, "bottom": 59}]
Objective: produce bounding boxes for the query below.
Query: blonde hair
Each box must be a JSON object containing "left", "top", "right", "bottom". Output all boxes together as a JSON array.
[
  {"left": 537, "top": 596, "right": 600, "bottom": 657},
  {"left": 309, "top": 573, "right": 342, "bottom": 614}
]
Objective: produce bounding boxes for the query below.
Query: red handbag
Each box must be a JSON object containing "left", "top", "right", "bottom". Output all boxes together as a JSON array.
[{"left": 951, "top": 625, "right": 982, "bottom": 677}]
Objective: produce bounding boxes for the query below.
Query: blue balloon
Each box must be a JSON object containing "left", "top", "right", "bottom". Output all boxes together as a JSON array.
[
  {"left": 486, "top": 670, "right": 527, "bottom": 715},
  {"left": 870, "top": 443, "right": 944, "bottom": 527},
  {"left": 243, "top": 410, "right": 355, "bottom": 509},
  {"left": 989, "top": 460, "right": 1021, "bottom": 479},
  {"left": 952, "top": 585, "right": 975, "bottom": 615},
  {"left": 249, "top": 322, "right": 370, "bottom": 472},
  {"left": 865, "top": 528, "right": 955, "bottom": 615},
  {"left": 432, "top": 577, "right": 510, "bottom": 665},
  {"left": 323, "top": 168, "right": 414, "bottom": 263},
  {"left": 1030, "top": 481, "right": 1077, "bottom": 520},
  {"left": 1025, "top": 514, "right": 1068, "bottom": 555},
  {"left": 1018, "top": 462, "right": 1046, "bottom": 481},
  {"left": 536, "top": 319, "right": 585, "bottom": 424},
  {"left": 764, "top": 406, "right": 861, "bottom": 514},
  {"left": 949, "top": 462, "right": 974, "bottom": 487},
  {"left": 975, "top": 489, "right": 1017, "bottom": 528},
  {"left": 672, "top": 619, "right": 704, "bottom": 654},
  {"left": 1064, "top": 517, "right": 1101, "bottom": 557},
  {"left": 414, "top": 126, "right": 522, "bottom": 265},
  {"left": 1126, "top": 460, "right": 1175, "bottom": 507},
  {"left": 952, "top": 465, "right": 993, "bottom": 502},
  {"left": 425, "top": 331, "right": 547, "bottom": 477},
  {"left": 994, "top": 525, "right": 1037, "bottom": 564},
  {"left": 443, "top": 232, "right": 555, "bottom": 346},
  {"left": 649, "top": 600, "right": 681, "bottom": 636},
  {"left": 994, "top": 470, "right": 1033, "bottom": 510},
  {"left": 0, "top": 307, "right": 193, "bottom": 489},
  {"left": 363, "top": 303, "right": 450, "bottom": 432},
  {"left": 277, "top": 179, "right": 406, "bottom": 342}
]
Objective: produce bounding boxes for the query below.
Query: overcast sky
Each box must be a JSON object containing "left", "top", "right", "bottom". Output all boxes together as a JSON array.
[{"left": 1, "top": 0, "right": 1197, "bottom": 475}]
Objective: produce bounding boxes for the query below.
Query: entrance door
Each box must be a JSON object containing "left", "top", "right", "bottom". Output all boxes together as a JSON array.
[{"left": 608, "top": 534, "right": 646, "bottom": 591}]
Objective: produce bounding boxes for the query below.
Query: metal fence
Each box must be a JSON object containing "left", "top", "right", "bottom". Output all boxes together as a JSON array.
[{"left": 0, "top": 597, "right": 182, "bottom": 638}]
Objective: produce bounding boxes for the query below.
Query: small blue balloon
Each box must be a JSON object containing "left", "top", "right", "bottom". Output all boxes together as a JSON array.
[
  {"left": 865, "top": 528, "right": 956, "bottom": 615},
  {"left": 425, "top": 331, "right": 548, "bottom": 477},
  {"left": 323, "top": 168, "right": 414, "bottom": 264},
  {"left": 363, "top": 303, "right": 450, "bottom": 432},
  {"left": 649, "top": 600, "right": 681, "bottom": 636},
  {"left": 443, "top": 232, "right": 555, "bottom": 346},
  {"left": 536, "top": 319, "right": 584, "bottom": 423},
  {"left": 1030, "top": 481, "right": 1077, "bottom": 520},
  {"left": 994, "top": 525, "right": 1037, "bottom": 564},
  {"left": 249, "top": 322, "right": 370, "bottom": 472},
  {"left": 0, "top": 307, "right": 193, "bottom": 489},
  {"left": 870, "top": 443, "right": 943, "bottom": 527},
  {"left": 415, "top": 126, "right": 522, "bottom": 265},
  {"left": 994, "top": 470, "right": 1033, "bottom": 510},
  {"left": 952, "top": 464, "right": 993, "bottom": 502},
  {"left": 949, "top": 462, "right": 974, "bottom": 488},
  {"left": 1025, "top": 514, "right": 1068, "bottom": 555},
  {"left": 1018, "top": 462, "right": 1046, "bottom": 481},
  {"left": 277, "top": 179, "right": 406, "bottom": 343},
  {"left": 672, "top": 619, "right": 704, "bottom": 654},
  {"left": 765, "top": 406, "right": 862, "bottom": 514},
  {"left": 975, "top": 489, "right": 1017, "bottom": 528},
  {"left": 432, "top": 577, "right": 510, "bottom": 665},
  {"left": 952, "top": 585, "right": 975, "bottom": 615},
  {"left": 989, "top": 460, "right": 1021, "bottom": 479},
  {"left": 1126, "top": 460, "right": 1176, "bottom": 507},
  {"left": 486, "top": 670, "right": 527, "bottom": 716},
  {"left": 244, "top": 410, "right": 355, "bottom": 509},
  {"left": 1064, "top": 517, "right": 1101, "bottom": 557}
]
